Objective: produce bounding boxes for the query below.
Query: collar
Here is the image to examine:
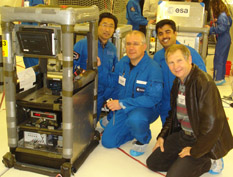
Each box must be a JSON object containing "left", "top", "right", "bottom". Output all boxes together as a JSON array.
[
  {"left": 98, "top": 38, "right": 108, "bottom": 48},
  {"left": 178, "top": 78, "right": 186, "bottom": 85},
  {"left": 181, "top": 64, "right": 197, "bottom": 86},
  {"left": 126, "top": 51, "right": 149, "bottom": 68}
]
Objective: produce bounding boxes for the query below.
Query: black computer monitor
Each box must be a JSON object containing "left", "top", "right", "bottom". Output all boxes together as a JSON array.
[{"left": 16, "top": 27, "right": 55, "bottom": 56}]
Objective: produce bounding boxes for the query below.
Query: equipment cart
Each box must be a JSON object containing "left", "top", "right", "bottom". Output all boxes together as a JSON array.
[{"left": 1, "top": 5, "right": 100, "bottom": 177}]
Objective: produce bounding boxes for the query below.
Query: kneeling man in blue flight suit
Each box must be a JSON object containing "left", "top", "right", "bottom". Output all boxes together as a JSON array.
[{"left": 100, "top": 30, "right": 163, "bottom": 156}]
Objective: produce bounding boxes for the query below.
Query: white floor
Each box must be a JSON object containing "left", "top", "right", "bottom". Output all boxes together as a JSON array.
[{"left": 0, "top": 46, "right": 233, "bottom": 177}]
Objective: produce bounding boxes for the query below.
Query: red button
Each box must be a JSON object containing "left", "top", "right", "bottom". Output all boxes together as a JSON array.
[{"left": 60, "top": 5, "right": 68, "bottom": 9}]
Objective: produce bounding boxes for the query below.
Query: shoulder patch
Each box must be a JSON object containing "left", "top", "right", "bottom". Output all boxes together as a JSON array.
[
  {"left": 130, "top": 7, "right": 135, "bottom": 12},
  {"left": 73, "top": 51, "right": 80, "bottom": 60}
]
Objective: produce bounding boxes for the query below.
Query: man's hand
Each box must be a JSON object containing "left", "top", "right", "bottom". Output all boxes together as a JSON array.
[
  {"left": 152, "top": 137, "right": 164, "bottom": 152},
  {"left": 97, "top": 56, "right": 101, "bottom": 67},
  {"left": 148, "top": 19, "right": 156, "bottom": 25},
  {"left": 204, "top": 25, "right": 210, "bottom": 30},
  {"left": 106, "top": 100, "right": 122, "bottom": 111},
  {"left": 179, "top": 146, "right": 192, "bottom": 158}
]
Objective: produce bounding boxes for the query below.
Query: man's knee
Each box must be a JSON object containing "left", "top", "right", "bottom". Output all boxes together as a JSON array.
[
  {"left": 146, "top": 155, "right": 168, "bottom": 172},
  {"left": 146, "top": 155, "right": 158, "bottom": 171},
  {"left": 127, "top": 116, "right": 147, "bottom": 131},
  {"left": 146, "top": 149, "right": 171, "bottom": 172},
  {"left": 127, "top": 109, "right": 152, "bottom": 131},
  {"left": 101, "top": 132, "right": 118, "bottom": 148}
]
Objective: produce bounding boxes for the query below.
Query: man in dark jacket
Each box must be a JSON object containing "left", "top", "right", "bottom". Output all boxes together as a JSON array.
[{"left": 146, "top": 44, "right": 233, "bottom": 177}]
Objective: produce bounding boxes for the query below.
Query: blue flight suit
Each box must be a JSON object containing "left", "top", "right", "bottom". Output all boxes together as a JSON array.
[
  {"left": 22, "top": 0, "right": 44, "bottom": 68},
  {"left": 101, "top": 52, "right": 163, "bottom": 148},
  {"left": 209, "top": 12, "right": 232, "bottom": 81},
  {"left": 126, "top": 0, "right": 148, "bottom": 30},
  {"left": 73, "top": 38, "right": 118, "bottom": 120},
  {"left": 153, "top": 41, "right": 207, "bottom": 125}
]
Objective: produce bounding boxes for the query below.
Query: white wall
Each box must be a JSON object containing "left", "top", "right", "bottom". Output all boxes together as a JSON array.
[{"left": 0, "top": 0, "right": 22, "bottom": 6}]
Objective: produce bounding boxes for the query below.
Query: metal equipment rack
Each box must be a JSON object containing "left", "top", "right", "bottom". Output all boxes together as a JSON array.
[{"left": 1, "top": 5, "right": 100, "bottom": 177}]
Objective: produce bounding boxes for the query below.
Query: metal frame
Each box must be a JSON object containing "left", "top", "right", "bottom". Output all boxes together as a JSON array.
[
  {"left": 1, "top": 5, "right": 99, "bottom": 176},
  {"left": 112, "top": 24, "right": 132, "bottom": 59}
]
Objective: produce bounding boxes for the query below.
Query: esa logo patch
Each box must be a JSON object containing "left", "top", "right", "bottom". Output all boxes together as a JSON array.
[
  {"left": 136, "top": 87, "right": 145, "bottom": 92},
  {"left": 130, "top": 7, "right": 135, "bottom": 12},
  {"left": 73, "top": 51, "right": 80, "bottom": 60}
]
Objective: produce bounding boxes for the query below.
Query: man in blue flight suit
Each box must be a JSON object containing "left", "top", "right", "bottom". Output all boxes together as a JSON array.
[
  {"left": 73, "top": 12, "right": 118, "bottom": 121},
  {"left": 101, "top": 30, "right": 163, "bottom": 157},
  {"left": 153, "top": 19, "right": 207, "bottom": 125},
  {"left": 126, "top": 0, "right": 155, "bottom": 31}
]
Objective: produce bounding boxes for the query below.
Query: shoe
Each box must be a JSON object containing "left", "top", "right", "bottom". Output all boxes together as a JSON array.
[
  {"left": 209, "top": 158, "right": 224, "bottom": 175},
  {"left": 99, "top": 116, "right": 109, "bottom": 129},
  {"left": 129, "top": 141, "right": 147, "bottom": 157},
  {"left": 215, "top": 79, "right": 226, "bottom": 86}
]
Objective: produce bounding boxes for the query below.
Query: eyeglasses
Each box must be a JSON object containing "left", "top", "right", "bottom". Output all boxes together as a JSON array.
[
  {"left": 126, "top": 42, "right": 143, "bottom": 47},
  {"left": 100, "top": 23, "right": 114, "bottom": 29}
]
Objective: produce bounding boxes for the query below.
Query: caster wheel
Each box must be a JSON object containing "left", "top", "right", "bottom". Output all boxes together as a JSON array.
[
  {"left": 94, "top": 130, "right": 100, "bottom": 141},
  {"left": 71, "top": 167, "right": 77, "bottom": 175},
  {"left": 2, "top": 152, "right": 15, "bottom": 168},
  {"left": 61, "top": 162, "right": 72, "bottom": 177}
]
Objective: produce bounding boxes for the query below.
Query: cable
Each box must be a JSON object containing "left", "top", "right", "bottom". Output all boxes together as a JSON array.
[
  {"left": 0, "top": 168, "right": 10, "bottom": 176},
  {"left": 0, "top": 91, "right": 5, "bottom": 110},
  {"left": 222, "top": 99, "right": 233, "bottom": 107},
  {"left": 16, "top": 64, "right": 25, "bottom": 69},
  {"left": 117, "top": 147, "right": 166, "bottom": 177}
]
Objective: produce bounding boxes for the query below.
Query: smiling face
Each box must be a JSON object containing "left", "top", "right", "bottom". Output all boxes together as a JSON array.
[
  {"left": 98, "top": 18, "right": 115, "bottom": 44},
  {"left": 125, "top": 32, "right": 147, "bottom": 66},
  {"left": 166, "top": 49, "right": 192, "bottom": 82},
  {"left": 157, "top": 24, "right": 177, "bottom": 50}
]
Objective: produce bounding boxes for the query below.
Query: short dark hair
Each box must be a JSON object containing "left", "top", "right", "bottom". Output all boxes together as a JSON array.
[
  {"left": 155, "top": 19, "right": 176, "bottom": 34},
  {"left": 98, "top": 12, "right": 118, "bottom": 30}
]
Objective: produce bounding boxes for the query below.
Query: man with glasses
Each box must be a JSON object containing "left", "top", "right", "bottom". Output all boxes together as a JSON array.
[
  {"left": 73, "top": 12, "right": 118, "bottom": 121},
  {"left": 100, "top": 30, "right": 163, "bottom": 156}
]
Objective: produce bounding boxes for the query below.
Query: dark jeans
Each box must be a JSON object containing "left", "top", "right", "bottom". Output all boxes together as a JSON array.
[{"left": 146, "top": 131, "right": 211, "bottom": 177}]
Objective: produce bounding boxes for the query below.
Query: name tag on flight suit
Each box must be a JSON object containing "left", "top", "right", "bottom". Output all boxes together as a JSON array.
[
  {"left": 178, "top": 94, "right": 185, "bottom": 105},
  {"left": 119, "top": 75, "right": 126, "bottom": 86}
]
